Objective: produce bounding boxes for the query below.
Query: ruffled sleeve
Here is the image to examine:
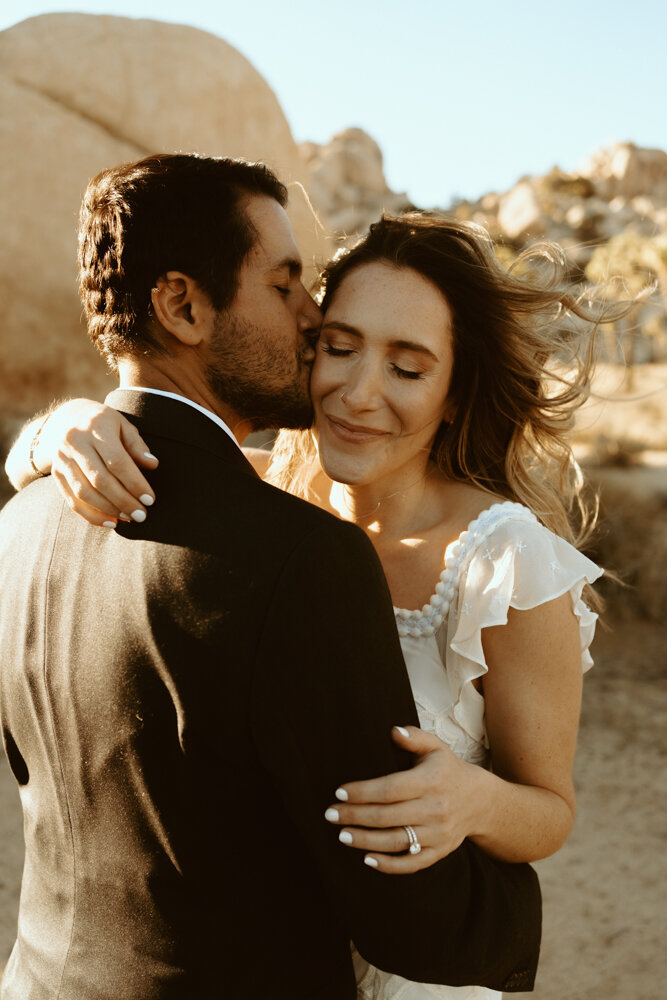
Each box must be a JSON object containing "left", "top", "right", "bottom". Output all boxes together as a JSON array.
[{"left": 443, "top": 505, "right": 603, "bottom": 746}]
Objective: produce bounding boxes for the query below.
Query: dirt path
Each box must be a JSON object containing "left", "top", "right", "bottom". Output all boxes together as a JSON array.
[
  {"left": 1, "top": 623, "right": 665, "bottom": 996},
  {"left": 532, "top": 623, "right": 667, "bottom": 999}
]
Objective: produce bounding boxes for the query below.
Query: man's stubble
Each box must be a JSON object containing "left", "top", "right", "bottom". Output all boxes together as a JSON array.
[{"left": 206, "top": 312, "right": 314, "bottom": 433}]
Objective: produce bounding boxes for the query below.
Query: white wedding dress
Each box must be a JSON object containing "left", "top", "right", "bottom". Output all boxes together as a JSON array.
[{"left": 353, "top": 501, "right": 603, "bottom": 1000}]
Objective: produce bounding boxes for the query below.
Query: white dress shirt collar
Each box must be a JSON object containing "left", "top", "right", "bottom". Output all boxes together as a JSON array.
[{"left": 120, "top": 386, "right": 240, "bottom": 450}]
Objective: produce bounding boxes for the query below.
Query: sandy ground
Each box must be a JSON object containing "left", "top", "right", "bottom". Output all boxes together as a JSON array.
[{"left": 1, "top": 621, "right": 665, "bottom": 997}]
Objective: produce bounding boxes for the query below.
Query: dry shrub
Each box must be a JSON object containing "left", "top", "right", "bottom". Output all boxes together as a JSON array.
[{"left": 584, "top": 465, "right": 667, "bottom": 623}]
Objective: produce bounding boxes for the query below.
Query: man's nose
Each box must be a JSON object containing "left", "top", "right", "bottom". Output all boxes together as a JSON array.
[{"left": 298, "top": 286, "right": 322, "bottom": 336}]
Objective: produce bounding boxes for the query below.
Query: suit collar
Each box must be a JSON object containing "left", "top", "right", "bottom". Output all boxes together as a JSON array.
[{"left": 105, "top": 388, "right": 259, "bottom": 478}]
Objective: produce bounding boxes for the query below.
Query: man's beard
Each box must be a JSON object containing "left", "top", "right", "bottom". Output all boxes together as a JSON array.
[{"left": 206, "top": 312, "right": 314, "bottom": 432}]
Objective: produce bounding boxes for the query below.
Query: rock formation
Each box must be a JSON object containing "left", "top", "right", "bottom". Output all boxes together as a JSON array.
[
  {"left": 446, "top": 144, "right": 667, "bottom": 364},
  {"left": 0, "top": 13, "right": 329, "bottom": 423},
  {"left": 300, "top": 128, "right": 413, "bottom": 243}
]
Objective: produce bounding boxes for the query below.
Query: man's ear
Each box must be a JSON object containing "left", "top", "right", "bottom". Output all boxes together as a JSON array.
[{"left": 150, "top": 271, "right": 214, "bottom": 347}]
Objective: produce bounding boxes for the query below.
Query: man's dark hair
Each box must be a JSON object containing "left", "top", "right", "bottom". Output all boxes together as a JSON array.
[{"left": 78, "top": 153, "right": 288, "bottom": 368}]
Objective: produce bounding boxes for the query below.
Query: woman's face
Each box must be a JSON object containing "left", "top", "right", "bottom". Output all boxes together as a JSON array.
[{"left": 311, "top": 261, "right": 455, "bottom": 488}]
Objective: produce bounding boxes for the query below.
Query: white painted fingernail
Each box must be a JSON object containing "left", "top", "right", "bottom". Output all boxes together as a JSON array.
[
  {"left": 339, "top": 831, "right": 353, "bottom": 844},
  {"left": 139, "top": 494, "right": 154, "bottom": 506},
  {"left": 395, "top": 726, "right": 410, "bottom": 738},
  {"left": 131, "top": 509, "right": 147, "bottom": 522},
  {"left": 364, "top": 856, "right": 379, "bottom": 868},
  {"left": 102, "top": 521, "right": 116, "bottom": 529},
  {"left": 335, "top": 788, "right": 348, "bottom": 802},
  {"left": 144, "top": 453, "right": 158, "bottom": 461},
  {"left": 324, "top": 808, "right": 339, "bottom": 823}
]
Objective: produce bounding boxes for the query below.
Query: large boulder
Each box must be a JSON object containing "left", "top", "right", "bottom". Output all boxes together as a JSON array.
[
  {"left": 0, "top": 13, "right": 329, "bottom": 421},
  {"left": 301, "top": 128, "right": 412, "bottom": 242}
]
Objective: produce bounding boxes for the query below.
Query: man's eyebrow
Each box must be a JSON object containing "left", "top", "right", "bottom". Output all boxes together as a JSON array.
[
  {"left": 322, "top": 322, "right": 440, "bottom": 362},
  {"left": 268, "top": 256, "right": 302, "bottom": 278}
]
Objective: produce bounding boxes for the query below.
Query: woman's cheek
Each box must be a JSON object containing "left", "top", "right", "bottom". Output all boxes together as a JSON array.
[{"left": 310, "top": 352, "right": 340, "bottom": 402}]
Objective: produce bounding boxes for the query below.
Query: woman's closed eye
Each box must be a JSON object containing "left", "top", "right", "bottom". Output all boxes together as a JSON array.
[
  {"left": 392, "top": 364, "right": 424, "bottom": 380},
  {"left": 320, "top": 343, "right": 354, "bottom": 357},
  {"left": 321, "top": 342, "right": 426, "bottom": 380},
  {"left": 274, "top": 285, "right": 290, "bottom": 296}
]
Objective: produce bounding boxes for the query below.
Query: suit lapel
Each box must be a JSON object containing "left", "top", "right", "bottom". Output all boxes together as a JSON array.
[{"left": 105, "top": 389, "right": 260, "bottom": 478}]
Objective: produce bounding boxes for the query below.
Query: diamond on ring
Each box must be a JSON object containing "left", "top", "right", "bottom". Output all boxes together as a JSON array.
[{"left": 404, "top": 824, "right": 422, "bottom": 856}]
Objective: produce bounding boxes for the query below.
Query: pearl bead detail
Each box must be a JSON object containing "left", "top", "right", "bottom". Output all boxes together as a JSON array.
[{"left": 392, "top": 502, "right": 535, "bottom": 641}]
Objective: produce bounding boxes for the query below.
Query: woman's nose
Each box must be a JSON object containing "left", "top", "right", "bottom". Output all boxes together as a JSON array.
[{"left": 341, "top": 362, "right": 382, "bottom": 412}]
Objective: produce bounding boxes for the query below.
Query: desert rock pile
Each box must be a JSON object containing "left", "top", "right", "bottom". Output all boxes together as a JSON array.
[{"left": 300, "top": 128, "right": 413, "bottom": 242}]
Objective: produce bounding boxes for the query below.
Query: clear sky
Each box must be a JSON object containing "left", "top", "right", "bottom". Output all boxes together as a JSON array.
[{"left": 2, "top": 0, "right": 666, "bottom": 207}]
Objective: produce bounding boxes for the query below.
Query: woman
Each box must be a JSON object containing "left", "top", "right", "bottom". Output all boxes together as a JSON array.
[{"left": 8, "top": 214, "right": 607, "bottom": 1000}]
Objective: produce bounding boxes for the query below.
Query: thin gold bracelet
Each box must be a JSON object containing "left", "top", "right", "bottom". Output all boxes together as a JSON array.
[{"left": 29, "top": 414, "right": 50, "bottom": 478}]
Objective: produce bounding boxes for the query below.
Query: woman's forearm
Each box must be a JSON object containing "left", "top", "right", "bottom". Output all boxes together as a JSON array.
[
  {"left": 470, "top": 765, "right": 575, "bottom": 863},
  {"left": 4, "top": 414, "right": 51, "bottom": 491}
]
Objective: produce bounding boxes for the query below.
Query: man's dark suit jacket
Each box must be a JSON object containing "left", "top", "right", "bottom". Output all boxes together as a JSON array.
[{"left": 0, "top": 390, "right": 541, "bottom": 999}]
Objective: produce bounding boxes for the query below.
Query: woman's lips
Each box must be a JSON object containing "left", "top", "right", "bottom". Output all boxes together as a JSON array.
[{"left": 326, "top": 415, "right": 388, "bottom": 444}]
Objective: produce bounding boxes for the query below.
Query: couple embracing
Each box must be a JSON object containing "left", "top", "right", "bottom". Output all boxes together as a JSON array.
[{"left": 0, "top": 151, "right": 603, "bottom": 999}]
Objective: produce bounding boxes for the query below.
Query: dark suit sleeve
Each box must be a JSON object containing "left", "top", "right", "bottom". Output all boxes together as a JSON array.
[{"left": 251, "top": 519, "right": 541, "bottom": 992}]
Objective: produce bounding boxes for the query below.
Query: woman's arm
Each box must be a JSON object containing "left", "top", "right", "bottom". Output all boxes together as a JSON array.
[
  {"left": 5, "top": 413, "right": 52, "bottom": 490},
  {"left": 5, "top": 398, "right": 274, "bottom": 523},
  {"left": 4, "top": 399, "right": 159, "bottom": 525},
  {"left": 473, "top": 593, "right": 582, "bottom": 861},
  {"left": 324, "top": 592, "right": 582, "bottom": 870}
]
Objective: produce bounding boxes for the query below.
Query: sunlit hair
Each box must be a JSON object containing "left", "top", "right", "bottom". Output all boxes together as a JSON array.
[
  {"left": 78, "top": 152, "right": 287, "bottom": 370},
  {"left": 268, "top": 213, "right": 626, "bottom": 566}
]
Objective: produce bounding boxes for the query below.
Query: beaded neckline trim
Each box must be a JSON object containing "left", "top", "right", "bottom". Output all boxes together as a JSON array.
[{"left": 393, "top": 501, "right": 537, "bottom": 638}]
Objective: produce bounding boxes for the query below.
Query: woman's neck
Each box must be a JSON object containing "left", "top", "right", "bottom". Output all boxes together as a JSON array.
[{"left": 328, "top": 464, "right": 438, "bottom": 539}]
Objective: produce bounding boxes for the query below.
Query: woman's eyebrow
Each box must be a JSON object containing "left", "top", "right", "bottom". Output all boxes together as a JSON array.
[
  {"left": 390, "top": 339, "right": 439, "bottom": 362},
  {"left": 321, "top": 321, "right": 362, "bottom": 336}
]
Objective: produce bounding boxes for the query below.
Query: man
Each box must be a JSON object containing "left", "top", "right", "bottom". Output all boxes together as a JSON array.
[{"left": 0, "top": 153, "right": 541, "bottom": 999}]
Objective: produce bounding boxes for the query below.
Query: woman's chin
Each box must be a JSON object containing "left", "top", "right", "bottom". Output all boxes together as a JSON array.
[{"left": 318, "top": 456, "right": 372, "bottom": 488}]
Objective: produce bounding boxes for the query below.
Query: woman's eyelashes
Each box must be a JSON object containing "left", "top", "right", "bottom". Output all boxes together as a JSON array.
[
  {"left": 320, "top": 343, "right": 354, "bottom": 357},
  {"left": 320, "top": 342, "right": 425, "bottom": 381},
  {"left": 274, "top": 285, "right": 290, "bottom": 296},
  {"left": 391, "top": 364, "right": 423, "bottom": 380}
]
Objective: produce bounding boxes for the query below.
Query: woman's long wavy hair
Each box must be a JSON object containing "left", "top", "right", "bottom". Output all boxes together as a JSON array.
[{"left": 268, "top": 213, "right": 623, "bottom": 560}]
